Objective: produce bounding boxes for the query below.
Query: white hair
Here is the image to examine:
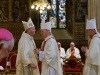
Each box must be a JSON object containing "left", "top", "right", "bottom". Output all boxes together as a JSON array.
[
  {"left": 1, "top": 39, "right": 13, "bottom": 49},
  {"left": 70, "top": 42, "right": 75, "bottom": 46}
]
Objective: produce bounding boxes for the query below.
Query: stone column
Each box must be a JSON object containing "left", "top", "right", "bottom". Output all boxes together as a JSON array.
[
  {"left": 96, "top": 0, "right": 100, "bottom": 32},
  {"left": 9, "top": 0, "right": 13, "bottom": 21},
  {"left": 88, "top": 0, "right": 96, "bottom": 19},
  {"left": 29, "top": 0, "right": 31, "bottom": 17},
  {"left": 88, "top": 0, "right": 100, "bottom": 32}
]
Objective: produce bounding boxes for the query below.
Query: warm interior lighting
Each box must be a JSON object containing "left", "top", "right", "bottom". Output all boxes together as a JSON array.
[{"left": 31, "top": 0, "right": 51, "bottom": 13}]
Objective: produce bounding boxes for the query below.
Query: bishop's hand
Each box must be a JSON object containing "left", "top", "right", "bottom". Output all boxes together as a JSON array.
[
  {"left": 29, "top": 63, "right": 37, "bottom": 69},
  {"left": 81, "top": 46, "right": 87, "bottom": 53},
  {"left": 34, "top": 48, "right": 40, "bottom": 54}
]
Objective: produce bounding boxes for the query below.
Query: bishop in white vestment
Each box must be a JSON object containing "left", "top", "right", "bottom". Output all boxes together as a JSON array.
[
  {"left": 81, "top": 18, "right": 100, "bottom": 75},
  {"left": 16, "top": 18, "right": 40, "bottom": 75},
  {"left": 35, "top": 19, "right": 63, "bottom": 75}
]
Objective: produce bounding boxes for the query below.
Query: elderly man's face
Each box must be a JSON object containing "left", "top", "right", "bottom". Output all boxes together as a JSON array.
[
  {"left": 86, "top": 29, "right": 96, "bottom": 38},
  {"left": 57, "top": 43, "right": 61, "bottom": 49},
  {"left": 86, "top": 29, "right": 92, "bottom": 36},
  {"left": 40, "top": 29, "right": 49, "bottom": 38},
  {"left": 70, "top": 44, "right": 74, "bottom": 49},
  {"left": 27, "top": 27, "right": 36, "bottom": 36}
]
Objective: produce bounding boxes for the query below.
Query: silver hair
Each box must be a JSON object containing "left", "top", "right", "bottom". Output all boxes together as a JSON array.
[
  {"left": 1, "top": 39, "right": 13, "bottom": 49},
  {"left": 70, "top": 42, "right": 75, "bottom": 46}
]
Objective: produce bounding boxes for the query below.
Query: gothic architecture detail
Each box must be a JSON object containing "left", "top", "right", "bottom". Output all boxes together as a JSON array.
[
  {"left": 0, "top": 0, "right": 8, "bottom": 22},
  {"left": 0, "top": 0, "right": 30, "bottom": 22}
]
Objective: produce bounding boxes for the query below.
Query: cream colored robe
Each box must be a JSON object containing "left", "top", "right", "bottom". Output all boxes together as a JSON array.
[
  {"left": 66, "top": 47, "right": 81, "bottom": 58},
  {"left": 83, "top": 34, "right": 100, "bottom": 75},
  {"left": 59, "top": 47, "right": 66, "bottom": 64},
  {"left": 16, "top": 32, "right": 40, "bottom": 75},
  {"left": 39, "top": 35, "right": 63, "bottom": 75}
]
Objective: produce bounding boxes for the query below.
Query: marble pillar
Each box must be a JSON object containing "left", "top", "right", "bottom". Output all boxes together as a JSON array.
[
  {"left": 88, "top": 0, "right": 100, "bottom": 32},
  {"left": 96, "top": 0, "right": 100, "bottom": 32},
  {"left": 88, "top": 0, "right": 96, "bottom": 19},
  {"left": 9, "top": 0, "right": 13, "bottom": 21}
]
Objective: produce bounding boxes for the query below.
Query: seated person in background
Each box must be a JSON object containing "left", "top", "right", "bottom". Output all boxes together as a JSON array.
[
  {"left": 58, "top": 42, "right": 66, "bottom": 64},
  {"left": 66, "top": 42, "right": 81, "bottom": 59}
]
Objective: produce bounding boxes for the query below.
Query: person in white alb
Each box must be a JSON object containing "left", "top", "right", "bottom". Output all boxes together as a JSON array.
[
  {"left": 81, "top": 18, "right": 100, "bottom": 75},
  {"left": 57, "top": 42, "right": 66, "bottom": 64},
  {"left": 66, "top": 42, "right": 81, "bottom": 59},
  {"left": 35, "top": 19, "right": 63, "bottom": 75},
  {"left": 16, "top": 18, "right": 40, "bottom": 75}
]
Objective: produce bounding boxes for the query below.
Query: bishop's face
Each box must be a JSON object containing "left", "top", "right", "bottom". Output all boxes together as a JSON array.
[
  {"left": 86, "top": 29, "right": 96, "bottom": 38},
  {"left": 27, "top": 27, "right": 36, "bottom": 36},
  {"left": 86, "top": 29, "right": 92, "bottom": 37},
  {"left": 40, "top": 29, "right": 50, "bottom": 38}
]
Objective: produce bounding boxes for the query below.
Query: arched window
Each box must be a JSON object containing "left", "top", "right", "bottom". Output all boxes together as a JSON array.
[{"left": 40, "top": 0, "right": 66, "bottom": 28}]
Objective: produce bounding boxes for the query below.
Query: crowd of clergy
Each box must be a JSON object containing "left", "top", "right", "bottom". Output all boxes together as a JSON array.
[{"left": 0, "top": 17, "right": 100, "bottom": 75}]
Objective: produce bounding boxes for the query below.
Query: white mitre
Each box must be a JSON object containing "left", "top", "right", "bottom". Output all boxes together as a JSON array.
[
  {"left": 86, "top": 18, "right": 97, "bottom": 30},
  {"left": 22, "top": 18, "right": 35, "bottom": 31},
  {"left": 86, "top": 18, "right": 100, "bottom": 35},
  {"left": 40, "top": 19, "right": 51, "bottom": 32}
]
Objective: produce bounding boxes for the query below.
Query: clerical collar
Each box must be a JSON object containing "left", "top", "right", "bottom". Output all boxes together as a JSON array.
[
  {"left": 44, "top": 35, "right": 54, "bottom": 41},
  {"left": 92, "top": 33, "right": 100, "bottom": 38}
]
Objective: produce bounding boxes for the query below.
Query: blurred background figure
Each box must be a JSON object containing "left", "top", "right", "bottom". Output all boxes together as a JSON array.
[
  {"left": 0, "top": 28, "right": 14, "bottom": 62},
  {"left": 57, "top": 42, "right": 66, "bottom": 64},
  {"left": 66, "top": 42, "right": 81, "bottom": 59}
]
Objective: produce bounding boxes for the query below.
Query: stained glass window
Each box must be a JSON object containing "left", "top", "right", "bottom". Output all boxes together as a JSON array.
[
  {"left": 50, "top": 0, "right": 57, "bottom": 28},
  {"left": 58, "top": 0, "right": 66, "bottom": 28},
  {"left": 40, "top": 0, "right": 66, "bottom": 28},
  {"left": 40, "top": 9, "right": 47, "bottom": 19}
]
